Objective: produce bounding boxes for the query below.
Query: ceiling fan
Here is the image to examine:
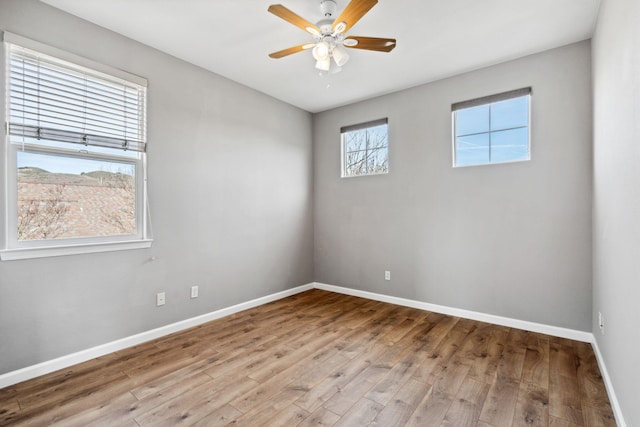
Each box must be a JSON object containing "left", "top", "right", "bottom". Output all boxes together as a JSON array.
[{"left": 268, "top": 0, "right": 396, "bottom": 73}]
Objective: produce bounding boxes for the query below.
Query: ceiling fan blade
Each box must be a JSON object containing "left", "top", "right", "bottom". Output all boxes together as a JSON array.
[
  {"left": 344, "top": 36, "right": 396, "bottom": 52},
  {"left": 268, "top": 4, "right": 321, "bottom": 35},
  {"left": 269, "top": 43, "right": 315, "bottom": 59},
  {"left": 332, "top": 0, "right": 378, "bottom": 34}
]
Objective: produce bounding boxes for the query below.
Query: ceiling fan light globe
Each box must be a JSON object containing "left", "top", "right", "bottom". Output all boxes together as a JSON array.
[
  {"left": 312, "top": 41, "right": 330, "bottom": 60},
  {"left": 332, "top": 45, "right": 350, "bottom": 67},
  {"left": 315, "top": 57, "right": 331, "bottom": 71}
]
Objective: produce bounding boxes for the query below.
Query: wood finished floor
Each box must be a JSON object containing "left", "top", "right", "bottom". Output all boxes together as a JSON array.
[{"left": 0, "top": 289, "right": 616, "bottom": 426}]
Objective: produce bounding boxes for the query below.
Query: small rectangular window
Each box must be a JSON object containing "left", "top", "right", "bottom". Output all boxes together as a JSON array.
[
  {"left": 341, "top": 118, "right": 389, "bottom": 177},
  {"left": 2, "top": 33, "right": 150, "bottom": 260},
  {"left": 452, "top": 88, "right": 531, "bottom": 167}
]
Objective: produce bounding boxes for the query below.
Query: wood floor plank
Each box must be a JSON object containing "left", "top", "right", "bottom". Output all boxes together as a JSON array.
[
  {"left": 581, "top": 404, "right": 617, "bottom": 427},
  {"left": 0, "top": 398, "right": 20, "bottom": 425},
  {"left": 404, "top": 385, "right": 454, "bottom": 426},
  {"left": 511, "top": 381, "right": 549, "bottom": 427},
  {"left": 228, "top": 327, "right": 351, "bottom": 413},
  {"left": 110, "top": 371, "right": 213, "bottom": 422},
  {"left": 462, "top": 323, "right": 510, "bottom": 385},
  {"left": 574, "top": 341, "right": 614, "bottom": 419},
  {"left": 522, "top": 333, "right": 550, "bottom": 389},
  {"left": 0, "top": 290, "right": 616, "bottom": 427},
  {"left": 135, "top": 374, "right": 258, "bottom": 426},
  {"left": 263, "top": 403, "right": 310, "bottom": 427},
  {"left": 441, "top": 378, "right": 490, "bottom": 427},
  {"left": 293, "top": 351, "right": 372, "bottom": 413},
  {"left": 478, "top": 375, "right": 521, "bottom": 426},
  {"left": 189, "top": 404, "right": 243, "bottom": 426},
  {"left": 370, "top": 378, "right": 432, "bottom": 427},
  {"left": 46, "top": 391, "right": 139, "bottom": 427},
  {"left": 3, "top": 376, "right": 136, "bottom": 426},
  {"left": 364, "top": 359, "right": 419, "bottom": 405},
  {"left": 321, "top": 363, "right": 391, "bottom": 416},
  {"left": 550, "top": 338, "right": 585, "bottom": 426},
  {"left": 549, "top": 415, "right": 583, "bottom": 427},
  {"left": 297, "top": 406, "right": 341, "bottom": 426},
  {"left": 226, "top": 388, "right": 305, "bottom": 426},
  {"left": 549, "top": 373, "right": 585, "bottom": 426},
  {"left": 333, "top": 397, "right": 383, "bottom": 426},
  {"left": 411, "top": 317, "right": 473, "bottom": 383}
]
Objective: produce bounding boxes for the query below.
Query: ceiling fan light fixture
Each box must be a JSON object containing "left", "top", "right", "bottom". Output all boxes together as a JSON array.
[
  {"left": 312, "top": 41, "right": 330, "bottom": 61},
  {"left": 332, "top": 45, "right": 350, "bottom": 67},
  {"left": 315, "top": 57, "right": 331, "bottom": 71}
]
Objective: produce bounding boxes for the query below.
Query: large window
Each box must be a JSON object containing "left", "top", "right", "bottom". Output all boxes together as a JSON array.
[
  {"left": 452, "top": 88, "right": 531, "bottom": 167},
  {"left": 341, "top": 118, "right": 389, "bottom": 177},
  {"left": 2, "top": 33, "right": 150, "bottom": 260}
]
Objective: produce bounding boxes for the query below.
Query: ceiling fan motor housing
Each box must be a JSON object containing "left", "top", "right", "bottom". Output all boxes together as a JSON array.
[{"left": 320, "top": 0, "right": 337, "bottom": 17}]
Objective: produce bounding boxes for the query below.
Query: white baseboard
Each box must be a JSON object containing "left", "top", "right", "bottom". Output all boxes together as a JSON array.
[
  {"left": 313, "top": 282, "right": 592, "bottom": 342},
  {"left": 590, "top": 337, "right": 627, "bottom": 427},
  {"left": 0, "top": 283, "right": 313, "bottom": 389}
]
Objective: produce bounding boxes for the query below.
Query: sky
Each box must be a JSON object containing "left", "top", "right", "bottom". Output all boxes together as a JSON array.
[{"left": 455, "top": 95, "right": 529, "bottom": 166}]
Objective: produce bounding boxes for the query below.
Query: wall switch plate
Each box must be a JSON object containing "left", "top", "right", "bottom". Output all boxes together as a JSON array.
[
  {"left": 156, "top": 292, "right": 166, "bottom": 306},
  {"left": 385, "top": 270, "right": 391, "bottom": 281},
  {"left": 191, "top": 285, "right": 199, "bottom": 299}
]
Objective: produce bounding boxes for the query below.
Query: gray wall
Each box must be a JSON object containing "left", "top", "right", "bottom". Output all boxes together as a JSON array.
[
  {"left": 0, "top": 0, "right": 313, "bottom": 374},
  {"left": 592, "top": 0, "right": 640, "bottom": 424},
  {"left": 314, "top": 41, "right": 593, "bottom": 331}
]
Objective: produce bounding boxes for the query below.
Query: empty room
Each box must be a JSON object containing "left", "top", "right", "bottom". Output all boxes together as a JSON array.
[{"left": 0, "top": 0, "right": 637, "bottom": 425}]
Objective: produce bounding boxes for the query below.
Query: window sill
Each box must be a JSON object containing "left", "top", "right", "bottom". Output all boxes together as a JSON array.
[{"left": 0, "top": 239, "right": 153, "bottom": 261}]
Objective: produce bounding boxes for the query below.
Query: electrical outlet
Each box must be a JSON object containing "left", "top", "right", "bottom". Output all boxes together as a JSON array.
[
  {"left": 191, "top": 285, "right": 199, "bottom": 299},
  {"left": 385, "top": 270, "right": 391, "bottom": 281},
  {"left": 598, "top": 311, "right": 605, "bottom": 335},
  {"left": 156, "top": 292, "right": 165, "bottom": 306}
]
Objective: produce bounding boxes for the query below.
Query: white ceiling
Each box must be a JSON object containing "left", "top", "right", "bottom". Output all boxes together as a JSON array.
[{"left": 41, "top": 0, "right": 601, "bottom": 113}]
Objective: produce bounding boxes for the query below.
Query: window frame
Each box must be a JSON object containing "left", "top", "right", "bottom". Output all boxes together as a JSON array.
[
  {"left": 340, "top": 118, "right": 389, "bottom": 178},
  {"left": 452, "top": 87, "right": 531, "bottom": 168},
  {"left": 1, "top": 32, "right": 151, "bottom": 261}
]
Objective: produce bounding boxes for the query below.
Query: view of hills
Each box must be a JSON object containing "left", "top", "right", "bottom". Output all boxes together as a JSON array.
[{"left": 18, "top": 167, "right": 134, "bottom": 186}]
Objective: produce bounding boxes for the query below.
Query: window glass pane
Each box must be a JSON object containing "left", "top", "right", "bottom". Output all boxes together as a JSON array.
[
  {"left": 344, "top": 149, "right": 367, "bottom": 177},
  {"left": 490, "top": 128, "right": 529, "bottom": 163},
  {"left": 491, "top": 96, "right": 529, "bottom": 131},
  {"left": 344, "top": 130, "right": 366, "bottom": 153},
  {"left": 455, "top": 133, "right": 490, "bottom": 166},
  {"left": 365, "top": 124, "right": 389, "bottom": 150},
  {"left": 17, "top": 151, "right": 136, "bottom": 241},
  {"left": 455, "top": 105, "right": 489, "bottom": 136},
  {"left": 367, "top": 148, "right": 389, "bottom": 174}
]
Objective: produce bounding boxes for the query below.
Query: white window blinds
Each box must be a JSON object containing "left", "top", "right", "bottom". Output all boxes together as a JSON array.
[{"left": 7, "top": 41, "right": 147, "bottom": 152}]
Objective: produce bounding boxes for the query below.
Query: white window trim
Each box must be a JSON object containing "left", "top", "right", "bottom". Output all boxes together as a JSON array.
[
  {"left": 0, "top": 240, "right": 153, "bottom": 261},
  {"left": 2, "top": 32, "right": 152, "bottom": 260},
  {"left": 452, "top": 87, "right": 532, "bottom": 168}
]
